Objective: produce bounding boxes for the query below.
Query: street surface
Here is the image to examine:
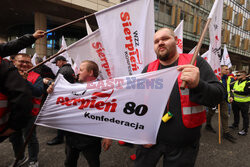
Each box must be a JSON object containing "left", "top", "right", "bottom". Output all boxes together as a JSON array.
[{"left": 0, "top": 113, "right": 249, "bottom": 167}]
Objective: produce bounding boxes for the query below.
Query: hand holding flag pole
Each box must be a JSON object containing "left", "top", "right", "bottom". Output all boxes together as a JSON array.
[
  {"left": 27, "top": 13, "right": 96, "bottom": 73},
  {"left": 180, "top": 18, "right": 211, "bottom": 89},
  {"left": 180, "top": 0, "right": 219, "bottom": 90}
]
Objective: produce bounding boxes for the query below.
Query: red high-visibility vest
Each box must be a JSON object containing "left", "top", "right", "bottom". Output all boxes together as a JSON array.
[
  {"left": 147, "top": 54, "right": 206, "bottom": 128},
  {"left": 27, "top": 71, "right": 42, "bottom": 116},
  {"left": 0, "top": 93, "right": 9, "bottom": 132}
]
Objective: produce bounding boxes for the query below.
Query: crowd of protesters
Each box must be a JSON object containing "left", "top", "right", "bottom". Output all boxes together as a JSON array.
[{"left": 0, "top": 28, "right": 249, "bottom": 167}]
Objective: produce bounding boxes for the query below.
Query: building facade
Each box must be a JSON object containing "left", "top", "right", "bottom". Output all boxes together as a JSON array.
[
  {"left": 154, "top": 0, "right": 249, "bottom": 73},
  {"left": 0, "top": 0, "right": 249, "bottom": 72}
]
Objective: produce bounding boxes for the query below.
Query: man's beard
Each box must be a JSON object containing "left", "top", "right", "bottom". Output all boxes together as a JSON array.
[{"left": 157, "top": 52, "right": 169, "bottom": 61}]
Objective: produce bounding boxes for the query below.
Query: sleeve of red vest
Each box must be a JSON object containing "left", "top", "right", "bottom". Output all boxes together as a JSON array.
[
  {"left": 1, "top": 61, "right": 33, "bottom": 131},
  {"left": 189, "top": 57, "right": 226, "bottom": 107}
]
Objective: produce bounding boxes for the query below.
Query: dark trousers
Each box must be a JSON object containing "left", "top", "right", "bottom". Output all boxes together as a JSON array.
[
  {"left": 135, "top": 140, "right": 200, "bottom": 167},
  {"left": 57, "top": 129, "right": 65, "bottom": 140},
  {"left": 64, "top": 142, "right": 101, "bottom": 167},
  {"left": 9, "top": 116, "right": 39, "bottom": 162},
  {"left": 232, "top": 102, "right": 249, "bottom": 131}
]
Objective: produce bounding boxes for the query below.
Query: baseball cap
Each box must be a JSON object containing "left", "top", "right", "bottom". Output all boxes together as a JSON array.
[{"left": 52, "top": 56, "right": 67, "bottom": 64}]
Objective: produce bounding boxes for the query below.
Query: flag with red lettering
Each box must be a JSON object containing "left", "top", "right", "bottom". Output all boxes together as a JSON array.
[
  {"left": 95, "top": 0, "right": 156, "bottom": 77},
  {"left": 220, "top": 45, "right": 232, "bottom": 68},
  {"left": 174, "top": 20, "right": 183, "bottom": 54},
  {"left": 35, "top": 67, "right": 179, "bottom": 144},
  {"left": 208, "top": 0, "right": 223, "bottom": 78},
  {"left": 66, "top": 30, "right": 113, "bottom": 80}
]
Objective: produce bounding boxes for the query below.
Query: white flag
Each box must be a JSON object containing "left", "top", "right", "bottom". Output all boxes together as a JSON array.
[
  {"left": 220, "top": 45, "right": 232, "bottom": 68},
  {"left": 201, "top": 50, "right": 210, "bottom": 63},
  {"left": 189, "top": 46, "right": 196, "bottom": 54},
  {"left": 36, "top": 67, "right": 179, "bottom": 144},
  {"left": 31, "top": 53, "right": 38, "bottom": 66},
  {"left": 174, "top": 20, "right": 183, "bottom": 54},
  {"left": 95, "top": 0, "right": 156, "bottom": 77},
  {"left": 67, "top": 30, "right": 113, "bottom": 80},
  {"left": 85, "top": 19, "right": 93, "bottom": 35},
  {"left": 61, "top": 36, "right": 73, "bottom": 65},
  {"left": 208, "top": 0, "right": 223, "bottom": 79},
  {"left": 19, "top": 48, "right": 26, "bottom": 54}
]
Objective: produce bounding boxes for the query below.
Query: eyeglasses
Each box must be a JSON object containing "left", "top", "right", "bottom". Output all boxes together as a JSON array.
[{"left": 15, "top": 60, "right": 30, "bottom": 64}]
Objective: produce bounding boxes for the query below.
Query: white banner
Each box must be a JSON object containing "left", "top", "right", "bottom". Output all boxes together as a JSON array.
[
  {"left": 95, "top": 0, "right": 156, "bottom": 77},
  {"left": 67, "top": 30, "right": 113, "bottom": 80},
  {"left": 61, "top": 36, "right": 73, "bottom": 65},
  {"left": 208, "top": 0, "right": 223, "bottom": 79},
  {"left": 85, "top": 19, "right": 93, "bottom": 35},
  {"left": 36, "top": 67, "right": 179, "bottom": 144},
  {"left": 31, "top": 53, "right": 37, "bottom": 66},
  {"left": 174, "top": 20, "right": 183, "bottom": 54},
  {"left": 201, "top": 50, "right": 210, "bottom": 62},
  {"left": 189, "top": 46, "right": 196, "bottom": 54},
  {"left": 220, "top": 45, "right": 232, "bottom": 68}
]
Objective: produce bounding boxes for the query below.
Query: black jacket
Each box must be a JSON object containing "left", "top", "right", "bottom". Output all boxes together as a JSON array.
[
  {"left": 56, "top": 63, "right": 75, "bottom": 83},
  {"left": 142, "top": 56, "right": 226, "bottom": 146},
  {"left": 0, "top": 60, "right": 33, "bottom": 134},
  {"left": 33, "top": 64, "right": 55, "bottom": 79},
  {"left": 0, "top": 34, "right": 36, "bottom": 58}
]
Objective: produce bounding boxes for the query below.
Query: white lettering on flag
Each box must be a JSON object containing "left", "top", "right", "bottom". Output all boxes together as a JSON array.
[
  {"left": 95, "top": 0, "right": 156, "bottom": 77},
  {"left": 35, "top": 67, "right": 179, "bottom": 144},
  {"left": 174, "top": 20, "right": 183, "bottom": 54},
  {"left": 220, "top": 45, "right": 232, "bottom": 68}
]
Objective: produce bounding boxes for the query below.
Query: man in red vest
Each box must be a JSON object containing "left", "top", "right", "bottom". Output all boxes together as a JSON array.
[
  {"left": 9, "top": 53, "right": 43, "bottom": 167},
  {"left": 46, "top": 60, "right": 112, "bottom": 167},
  {"left": 135, "top": 28, "right": 225, "bottom": 167},
  {"left": 0, "top": 30, "right": 44, "bottom": 142},
  {"left": 0, "top": 59, "right": 33, "bottom": 142}
]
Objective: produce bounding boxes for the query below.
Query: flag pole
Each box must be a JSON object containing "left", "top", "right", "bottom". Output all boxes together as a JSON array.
[
  {"left": 27, "top": 49, "right": 66, "bottom": 73},
  {"left": 218, "top": 104, "right": 221, "bottom": 144},
  {"left": 44, "top": 13, "right": 95, "bottom": 35},
  {"left": 180, "top": 18, "right": 212, "bottom": 89}
]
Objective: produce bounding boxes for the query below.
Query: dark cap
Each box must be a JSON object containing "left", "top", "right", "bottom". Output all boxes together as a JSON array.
[{"left": 52, "top": 56, "right": 67, "bottom": 64}]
